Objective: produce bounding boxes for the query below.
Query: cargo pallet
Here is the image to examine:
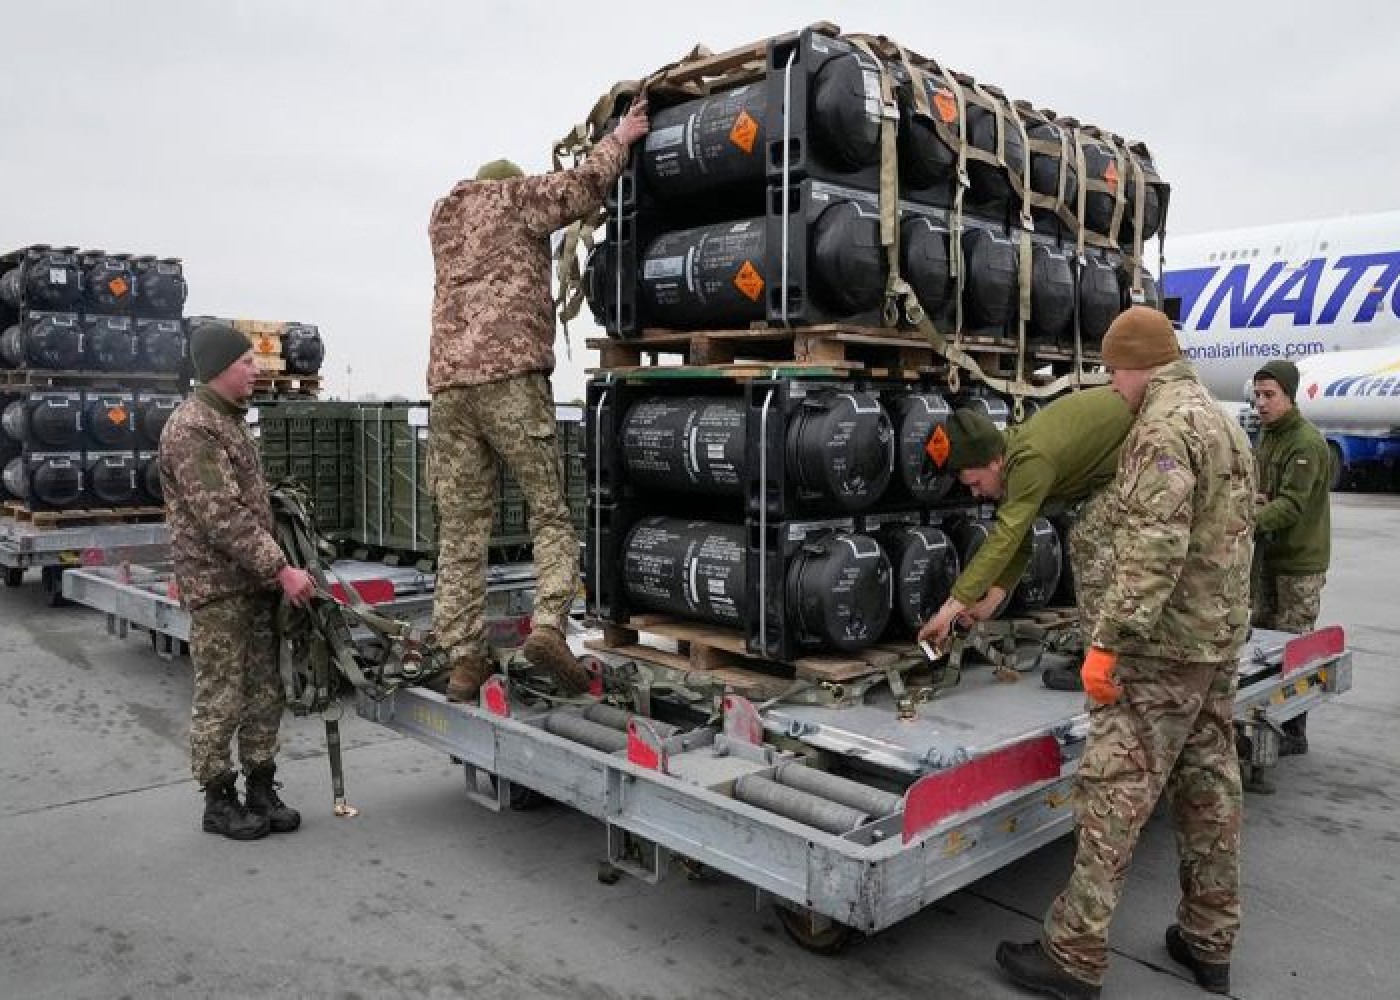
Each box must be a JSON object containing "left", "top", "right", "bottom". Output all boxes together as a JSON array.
[
  {"left": 0, "top": 514, "right": 170, "bottom": 602},
  {"left": 591, "top": 324, "right": 1100, "bottom": 383},
  {"left": 2, "top": 503, "right": 165, "bottom": 527},
  {"left": 253, "top": 374, "right": 321, "bottom": 399},
  {"left": 0, "top": 369, "right": 188, "bottom": 390},
  {"left": 356, "top": 624, "right": 1350, "bottom": 953}
]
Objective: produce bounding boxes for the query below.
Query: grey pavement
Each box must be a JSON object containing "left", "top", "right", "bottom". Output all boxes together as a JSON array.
[{"left": 1, "top": 494, "right": 1397, "bottom": 999}]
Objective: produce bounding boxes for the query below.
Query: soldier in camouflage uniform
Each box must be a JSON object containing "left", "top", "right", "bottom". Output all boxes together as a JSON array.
[
  {"left": 996, "top": 308, "right": 1255, "bottom": 999},
  {"left": 917, "top": 389, "right": 1133, "bottom": 693},
  {"left": 160, "top": 321, "right": 316, "bottom": 841},
  {"left": 427, "top": 97, "right": 649, "bottom": 703},
  {"left": 1249, "top": 359, "right": 1330, "bottom": 758}
]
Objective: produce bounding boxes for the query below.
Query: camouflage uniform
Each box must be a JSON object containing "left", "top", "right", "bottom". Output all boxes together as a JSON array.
[
  {"left": 1044, "top": 360, "right": 1256, "bottom": 986},
  {"left": 425, "top": 136, "right": 626, "bottom": 661},
  {"left": 159, "top": 386, "right": 288, "bottom": 786},
  {"left": 1253, "top": 571, "right": 1324, "bottom": 632},
  {"left": 1067, "top": 487, "right": 1117, "bottom": 638}
]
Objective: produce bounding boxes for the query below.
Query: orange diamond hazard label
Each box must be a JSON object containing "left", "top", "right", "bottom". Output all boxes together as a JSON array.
[
  {"left": 933, "top": 89, "right": 958, "bottom": 124},
  {"left": 925, "top": 424, "right": 951, "bottom": 469},
  {"left": 108, "top": 276, "right": 130, "bottom": 298},
  {"left": 1103, "top": 160, "right": 1119, "bottom": 193},
  {"left": 733, "top": 260, "right": 764, "bottom": 302},
  {"left": 257, "top": 334, "right": 277, "bottom": 354},
  {"left": 108, "top": 404, "right": 129, "bottom": 426},
  {"left": 729, "top": 110, "right": 758, "bottom": 155}
]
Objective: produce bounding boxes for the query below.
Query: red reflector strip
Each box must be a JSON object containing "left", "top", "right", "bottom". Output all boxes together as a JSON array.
[
  {"left": 328, "top": 579, "right": 396, "bottom": 605},
  {"left": 481, "top": 676, "right": 510, "bottom": 718},
  {"left": 902, "top": 733, "right": 1063, "bottom": 843},
  {"left": 1283, "top": 625, "right": 1345, "bottom": 676}
]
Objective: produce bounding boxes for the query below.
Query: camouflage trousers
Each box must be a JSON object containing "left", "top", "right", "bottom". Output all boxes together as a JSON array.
[
  {"left": 429, "top": 374, "right": 578, "bottom": 661},
  {"left": 1252, "top": 569, "right": 1325, "bottom": 632},
  {"left": 189, "top": 593, "right": 284, "bottom": 787},
  {"left": 1043, "top": 653, "right": 1243, "bottom": 985},
  {"left": 1068, "top": 488, "right": 1116, "bottom": 646}
]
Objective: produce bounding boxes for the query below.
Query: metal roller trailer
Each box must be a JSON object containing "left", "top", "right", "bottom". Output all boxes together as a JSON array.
[
  {"left": 0, "top": 517, "right": 171, "bottom": 604},
  {"left": 356, "top": 625, "right": 1351, "bottom": 953},
  {"left": 61, "top": 558, "right": 539, "bottom": 657}
]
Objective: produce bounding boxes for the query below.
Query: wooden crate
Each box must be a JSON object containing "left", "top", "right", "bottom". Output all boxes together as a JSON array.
[{"left": 3, "top": 503, "right": 165, "bottom": 528}]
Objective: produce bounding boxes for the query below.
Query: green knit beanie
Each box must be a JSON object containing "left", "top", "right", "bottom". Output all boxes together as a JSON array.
[
  {"left": 475, "top": 159, "right": 524, "bottom": 181},
  {"left": 1254, "top": 359, "right": 1300, "bottom": 400},
  {"left": 928, "top": 409, "right": 1005, "bottom": 472},
  {"left": 190, "top": 320, "right": 252, "bottom": 382}
]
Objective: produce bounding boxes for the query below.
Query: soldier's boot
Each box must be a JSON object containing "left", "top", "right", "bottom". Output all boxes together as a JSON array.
[
  {"left": 202, "top": 772, "right": 270, "bottom": 841},
  {"left": 1241, "top": 763, "right": 1277, "bottom": 795},
  {"left": 1279, "top": 713, "right": 1309, "bottom": 756},
  {"left": 1166, "top": 925, "right": 1231, "bottom": 995},
  {"left": 995, "top": 941, "right": 1101, "bottom": 1000},
  {"left": 1042, "top": 663, "right": 1085, "bottom": 692},
  {"left": 445, "top": 651, "right": 494, "bottom": 703},
  {"left": 523, "top": 625, "right": 589, "bottom": 695},
  {"left": 245, "top": 762, "right": 301, "bottom": 833}
]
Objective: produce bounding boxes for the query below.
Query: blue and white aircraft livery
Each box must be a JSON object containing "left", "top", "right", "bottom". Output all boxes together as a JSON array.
[{"left": 1164, "top": 209, "right": 1400, "bottom": 402}]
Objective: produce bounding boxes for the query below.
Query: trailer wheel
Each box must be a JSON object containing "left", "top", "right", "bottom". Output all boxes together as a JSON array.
[
  {"left": 774, "top": 903, "right": 857, "bottom": 955},
  {"left": 4, "top": 568, "right": 23, "bottom": 587}
]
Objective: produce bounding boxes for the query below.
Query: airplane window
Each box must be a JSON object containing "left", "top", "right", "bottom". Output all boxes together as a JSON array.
[
  {"left": 1252, "top": 249, "right": 1260, "bottom": 257},
  {"left": 1209, "top": 253, "right": 1217, "bottom": 261},
  {"left": 1274, "top": 245, "right": 1282, "bottom": 254},
  {"left": 1319, "top": 241, "right": 1329, "bottom": 251}
]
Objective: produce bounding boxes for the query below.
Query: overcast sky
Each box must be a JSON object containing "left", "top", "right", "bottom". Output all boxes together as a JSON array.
[{"left": 5, "top": 1, "right": 1398, "bottom": 401}]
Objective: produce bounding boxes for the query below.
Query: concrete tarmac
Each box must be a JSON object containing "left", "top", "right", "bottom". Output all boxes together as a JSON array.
[{"left": 2, "top": 494, "right": 1397, "bottom": 999}]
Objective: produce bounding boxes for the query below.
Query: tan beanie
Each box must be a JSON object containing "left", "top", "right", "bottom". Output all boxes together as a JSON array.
[{"left": 1100, "top": 306, "right": 1181, "bottom": 370}]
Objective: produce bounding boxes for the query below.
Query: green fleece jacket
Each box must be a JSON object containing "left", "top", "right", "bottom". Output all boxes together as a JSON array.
[
  {"left": 1254, "top": 407, "right": 1331, "bottom": 574},
  {"left": 951, "top": 386, "right": 1134, "bottom": 604}
]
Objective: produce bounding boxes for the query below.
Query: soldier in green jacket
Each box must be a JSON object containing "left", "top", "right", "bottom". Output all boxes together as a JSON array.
[
  {"left": 1251, "top": 359, "right": 1331, "bottom": 756},
  {"left": 996, "top": 307, "right": 1256, "bottom": 1000},
  {"left": 916, "top": 386, "right": 1134, "bottom": 692}
]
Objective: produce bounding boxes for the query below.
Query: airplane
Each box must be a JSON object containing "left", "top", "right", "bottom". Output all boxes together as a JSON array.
[
  {"left": 1162, "top": 209, "right": 1400, "bottom": 487},
  {"left": 1162, "top": 209, "right": 1400, "bottom": 401}
]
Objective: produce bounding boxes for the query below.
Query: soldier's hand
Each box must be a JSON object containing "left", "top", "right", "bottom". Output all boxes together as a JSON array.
[
  {"left": 614, "top": 96, "right": 650, "bottom": 147},
  {"left": 918, "top": 597, "right": 966, "bottom": 645},
  {"left": 277, "top": 566, "right": 317, "bottom": 608},
  {"left": 1081, "top": 646, "right": 1122, "bottom": 705}
]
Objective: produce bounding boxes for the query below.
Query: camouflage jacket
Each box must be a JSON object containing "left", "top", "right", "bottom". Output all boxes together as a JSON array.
[
  {"left": 1092, "top": 361, "right": 1257, "bottom": 662},
  {"left": 427, "top": 135, "right": 628, "bottom": 393},
  {"left": 158, "top": 387, "right": 286, "bottom": 609}
]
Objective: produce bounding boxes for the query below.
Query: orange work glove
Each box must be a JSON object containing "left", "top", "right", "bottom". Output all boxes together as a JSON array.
[{"left": 1081, "top": 647, "right": 1122, "bottom": 705}]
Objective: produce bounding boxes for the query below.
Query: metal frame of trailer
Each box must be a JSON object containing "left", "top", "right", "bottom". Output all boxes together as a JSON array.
[
  {"left": 355, "top": 626, "right": 1350, "bottom": 950},
  {"left": 0, "top": 517, "right": 171, "bottom": 600}
]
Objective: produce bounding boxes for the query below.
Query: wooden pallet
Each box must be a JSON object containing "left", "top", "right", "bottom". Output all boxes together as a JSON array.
[
  {"left": 0, "top": 368, "right": 188, "bottom": 389},
  {"left": 253, "top": 374, "right": 321, "bottom": 398},
  {"left": 589, "top": 324, "right": 1100, "bottom": 382},
  {"left": 585, "top": 613, "right": 920, "bottom": 689},
  {"left": 3, "top": 503, "right": 164, "bottom": 528}
]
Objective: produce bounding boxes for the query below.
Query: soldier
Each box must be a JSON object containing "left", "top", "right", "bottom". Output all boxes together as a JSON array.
[
  {"left": 995, "top": 307, "right": 1255, "bottom": 999},
  {"left": 159, "top": 321, "right": 316, "bottom": 841},
  {"left": 917, "top": 388, "right": 1133, "bottom": 695},
  {"left": 1250, "top": 359, "right": 1330, "bottom": 757},
  {"left": 427, "top": 97, "right": 650, "bottom": 703}
]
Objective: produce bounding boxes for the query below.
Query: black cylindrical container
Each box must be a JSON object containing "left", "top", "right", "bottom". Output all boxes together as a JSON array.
[
  {"left": 901, "top": 215, "right": 954, "bottom": 321},
  {"left": 88, "top": 453, "right": 139, "bottom": 506},
  {"left": 1026, "top": 121, "right": 1080, "bottom": 226},
  {"left": 281, "top": 323, "right": 324, "bottom": 375},
  {"left": 785, "top": 530, "right": 891, "bottom": 651},
  {"left": 620, "top": 397, "right": 746, "bottom": 496},
  {"left": 954, "top": 389, "right": 1012, "bottom": 430},
  {"left": 139, "top": 454, "right": 163, "bottom": 504},
  {"left": 85, "top": 394, "right": 134, "bottom": 450},
  {"left": 622, "top": 517, "right": 747, "bottom": 628},
  {"left": 966, "top": 103, "right": 1025, "bottom": 206},
  {"left": 810, "top": 200, "right": 887, "bottom": 314},
  {"left": 1, "top": 250, "right": 82, "bottom": 311},
  {"left": 961, "top": 228, "right": 1017, "bottom": 329},
  {"left": 84, "top": 316, "right": 139, "bottom": 371},
  {"left": 640, "top": 83, "right": 769, "bottom": 199},
  {"left": 1078, "top": 253, "right": 1122, "bottom": 346},
  {"left": 1012, "top": 517, "right": 1064, "bottom": 611},
  {"left": 1119, "top": 265, "right": 1163, "bottom": 312},
  {"left": 131, "top": 257, "right": 187, "bottom": 317},
  {"left": 0, "top": 402, "right": 27, "bottom": 444},
  {"left": 877, "top": 524, "right": 959, "bottom": 635},
  {"left": 887, "top": 391, "right": 955, "bottom": 504},
  {"left": 897, "top": 77, "right": 958, "bottom": 190},
  {"left": 135, "top": 393, "right": 181, "bottom": 448},
  {"left": 8, "top": 396, "right": 82, "bottom": 449},
  {"left": 785, "top": 389, "right": 893, "bottom": 512},
  {"left": 640, "top": 221, "right": 768, "bottom": 329},
  {"left": 16, "top": 456, "right": 84, "bottom": 508},
  {"left": 83, "top": 255, "right": 136, "bottom": 314},
  {"left": 3, "top": 313, "right": 83, "bottom": 369},
  {"left": 1080, "top": 143, "right": 1165, "bottom": 244},
  {"left": 135, "top": 319, "right": 186, "bottom": 373},
  {"left": 2, "top": 457, "right": 26, "bottom": 501},
  {"left": 1030, "top": 243, "right": 1075, "bottom": 340}
]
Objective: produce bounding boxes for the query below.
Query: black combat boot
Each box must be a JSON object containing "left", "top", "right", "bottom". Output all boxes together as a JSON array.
[
  {"left": 995, "top": 940, "right": 1101, "bottom": 1000},
  {"left": 1166, "top": 925, "right": 1231, "bottom": 994},
  {"left": 245, "top": 762, "right": 301, "bottom": 833},
  {"left": 1043, "top": 664, "right": 1085, "bottom": 692},
  {"left": 202, "top": 771, "right": 270, "bottom": 841}
]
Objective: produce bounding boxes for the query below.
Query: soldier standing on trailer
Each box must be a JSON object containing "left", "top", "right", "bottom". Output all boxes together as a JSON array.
[
  {"left": 159, "top": 320, "right": 316, "bottom": 841},
  {"left": 916, "top": 386, "right": 1133, "bottom": 692},
  {"left": 427, "top": 97, "right": 650, "bottom": 703},
  {"left": 1249, "top": 359, "right": 1331, "bottom": 760},
  {"left": 995, "top": 307, "right": 1256, "bottom": 999}
]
